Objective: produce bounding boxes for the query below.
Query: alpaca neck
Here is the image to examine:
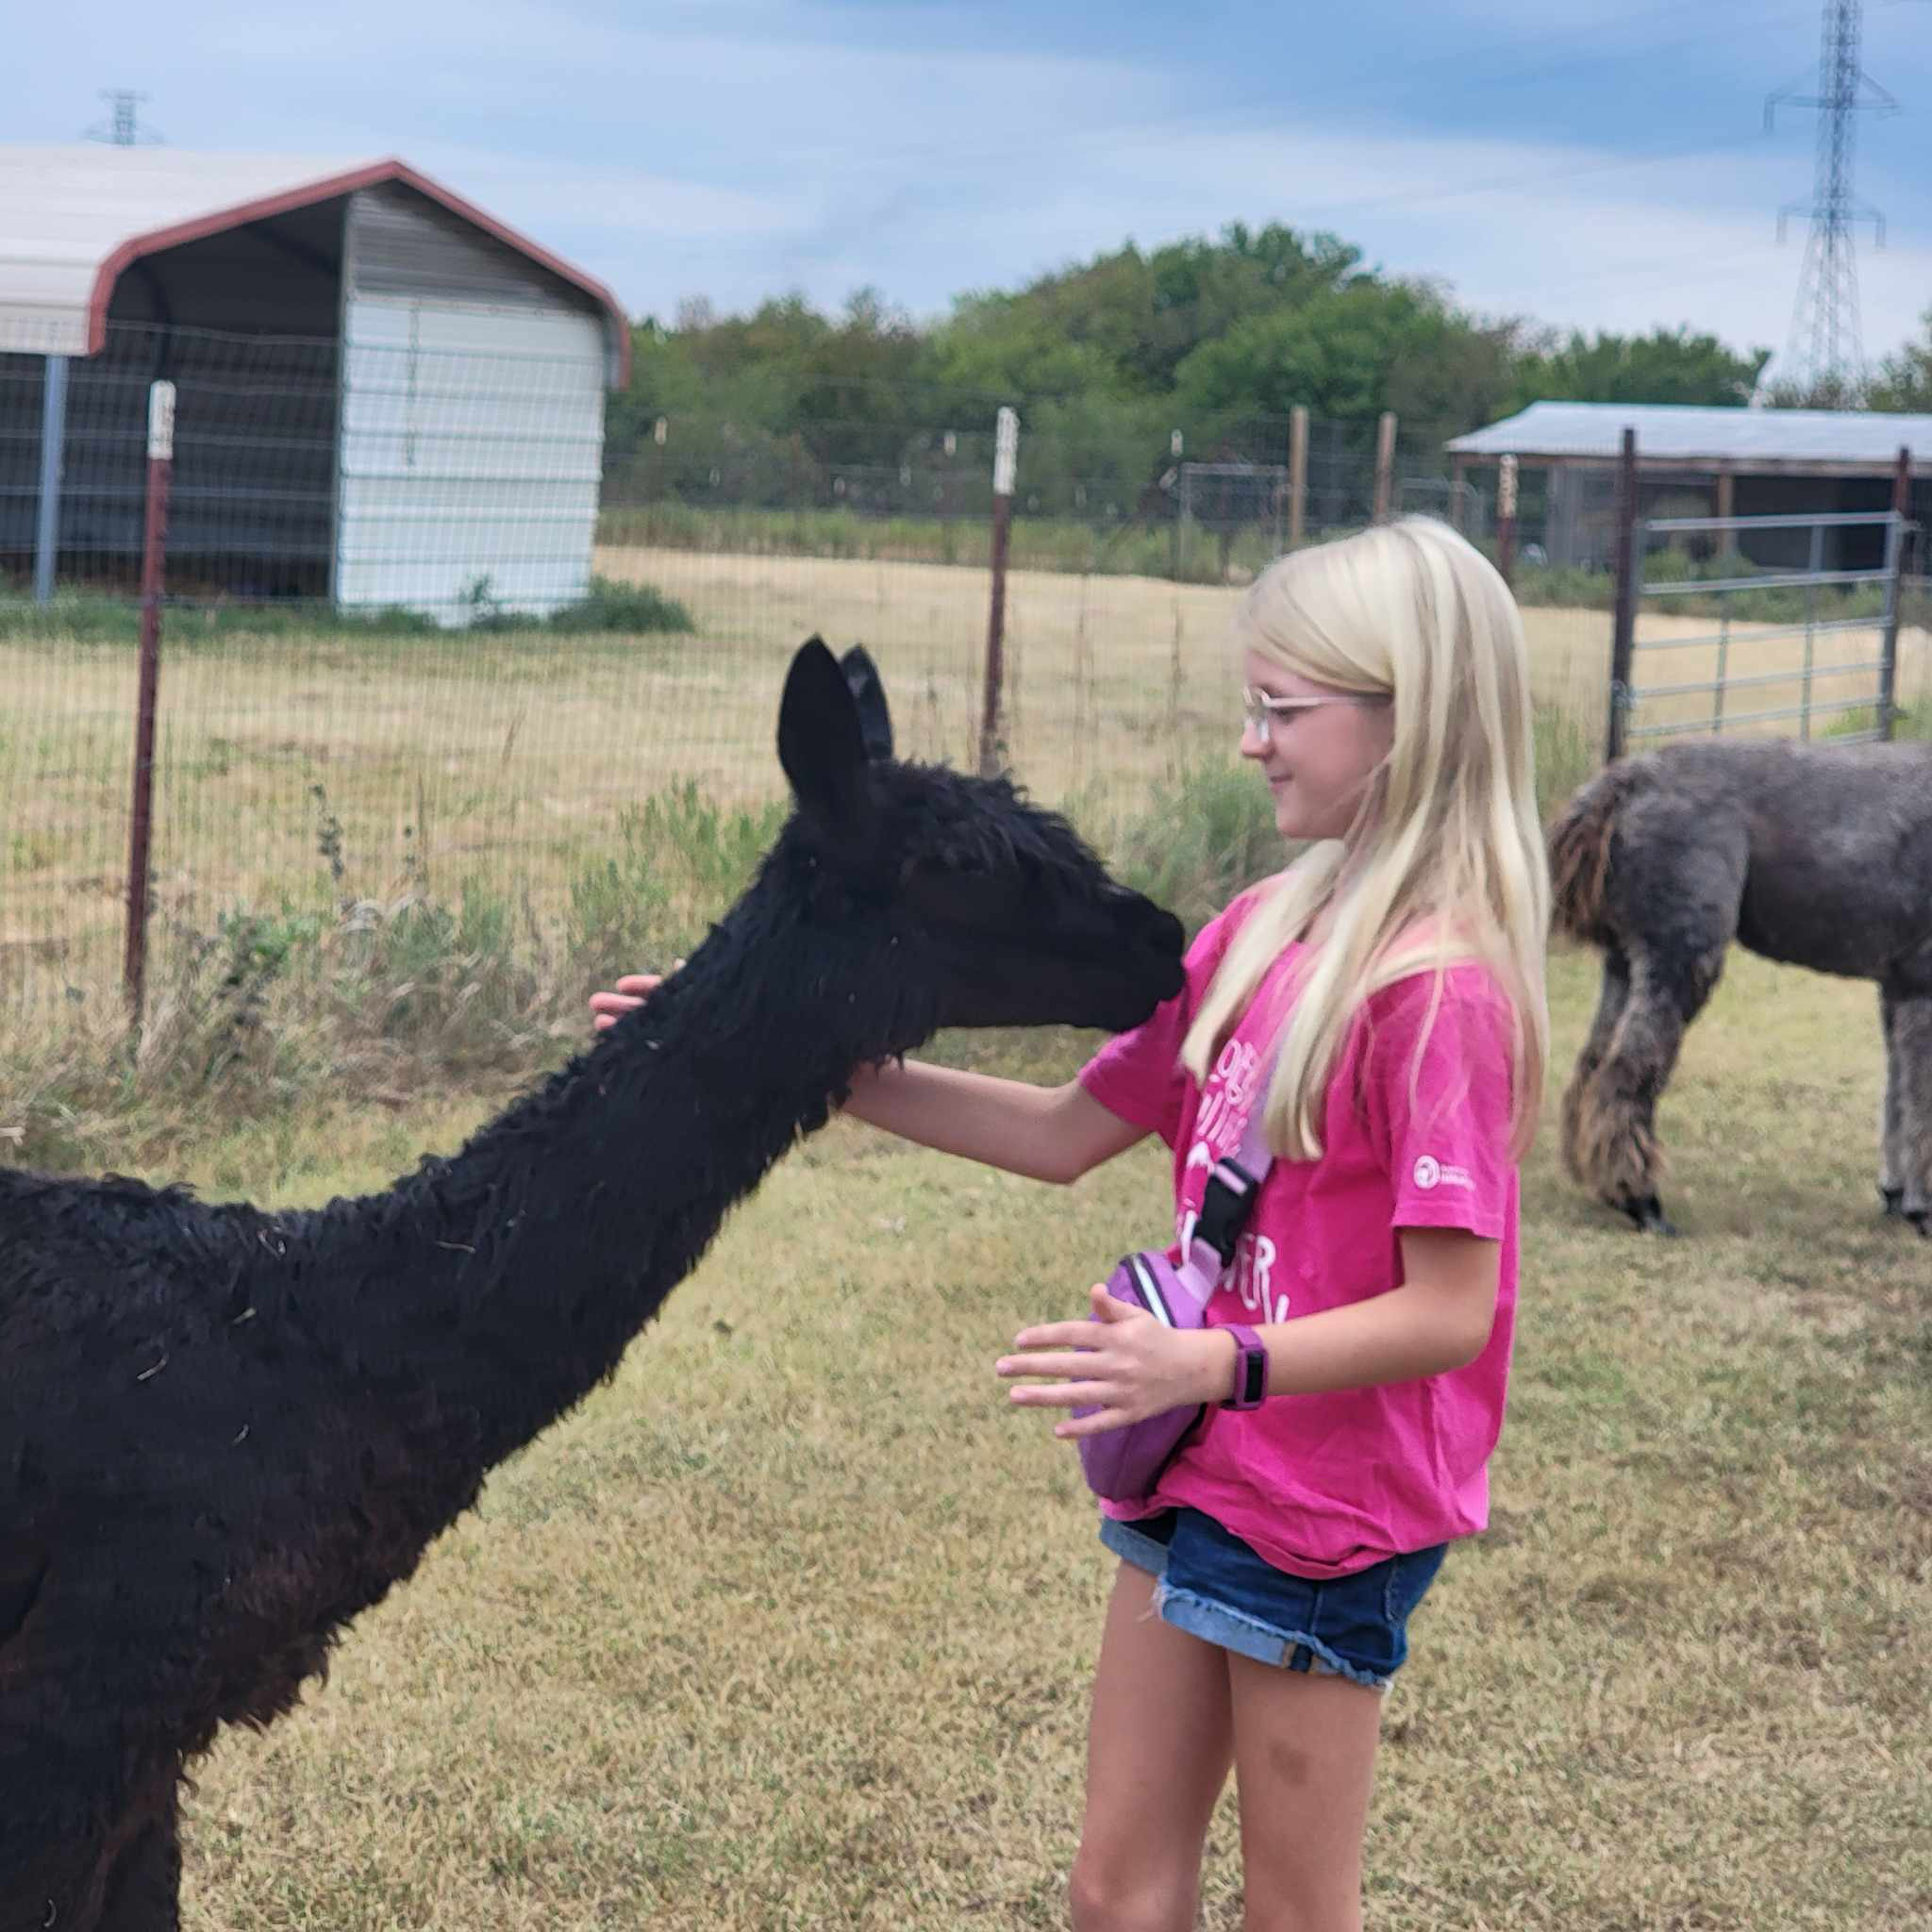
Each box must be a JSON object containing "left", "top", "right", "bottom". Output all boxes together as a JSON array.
[{"left": 316, "top": 883, "right": 916, "bottom": 1478}]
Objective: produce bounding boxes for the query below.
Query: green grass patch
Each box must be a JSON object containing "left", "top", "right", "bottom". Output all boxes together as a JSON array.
[
  {"left": 0, "top": 575, "right": 694, "bottom": 647},
  {"left": 596, "top": 499, "right": 1290, "bottom": 585}
]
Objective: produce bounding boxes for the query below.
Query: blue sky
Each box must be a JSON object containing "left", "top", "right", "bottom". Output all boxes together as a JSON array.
[{"left": 8, "top": 0, "right": 1932, "bottom": 381}]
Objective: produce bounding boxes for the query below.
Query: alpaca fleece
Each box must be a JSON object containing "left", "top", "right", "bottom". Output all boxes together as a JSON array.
[
  {"left": 1547, "top": 734, "right": 1932, "bottom": 1235},
  {"left": 0, "top": 637, "right": 1185, "bottom": 1931}
]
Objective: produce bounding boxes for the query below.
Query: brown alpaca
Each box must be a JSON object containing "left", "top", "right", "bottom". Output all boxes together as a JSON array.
[{"left": 1547, "top": 734, "right": 1932, "bottom": 1235}]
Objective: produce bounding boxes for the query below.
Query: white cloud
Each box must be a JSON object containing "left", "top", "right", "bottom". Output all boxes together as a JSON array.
[
  {"left": 402, "top": 146, "right": 810, "bottom": 243},
  {"left": 803, "top": 114, "right": 1930, "bottom": 364},
  {"left": 6, "top": 0, "right": 1927, "bottom": 369}
]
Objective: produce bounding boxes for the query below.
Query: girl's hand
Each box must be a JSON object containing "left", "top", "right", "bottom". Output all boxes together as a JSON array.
[
  {"left": 589, "top": 961, "right": 683, "bottom": 1032},
  {"left": 995, "top": 1285, "right": 1232, "bottom": 1440}
]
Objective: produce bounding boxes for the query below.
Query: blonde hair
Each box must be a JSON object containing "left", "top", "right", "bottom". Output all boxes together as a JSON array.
[{"left": 1180, "top": 515, "right": 1550, "bottom": 1161}]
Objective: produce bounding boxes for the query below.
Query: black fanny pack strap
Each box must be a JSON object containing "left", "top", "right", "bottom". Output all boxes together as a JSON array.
[{"left": 1187, "top": 1032, "right": 1285, "bottom": 1271}]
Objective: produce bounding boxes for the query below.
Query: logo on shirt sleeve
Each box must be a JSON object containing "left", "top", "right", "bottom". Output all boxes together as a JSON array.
[{"left": 1412, "top": 1154, "right": 1474, "bottom": 1191}]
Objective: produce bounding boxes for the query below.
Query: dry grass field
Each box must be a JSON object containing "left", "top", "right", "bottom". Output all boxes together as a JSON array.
[
  {"left": 83, "top": 945, "right": 1929, "bottom": 1931},
  {"left": 3, "top": 549, "right": 1930, "bottom": 1926},
  {"left": 4, "top": 546, "right": 1925, "bottom": 1014}
]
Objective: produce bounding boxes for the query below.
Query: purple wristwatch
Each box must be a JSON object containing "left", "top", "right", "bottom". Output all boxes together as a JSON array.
[{"left": 1221, "top": 1323, "right": 1267, "bottom": 1409}]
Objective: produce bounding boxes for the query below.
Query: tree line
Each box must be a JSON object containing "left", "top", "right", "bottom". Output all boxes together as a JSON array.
[{"left": 601, "top": 221, "right": 1932, "bottom": 519}]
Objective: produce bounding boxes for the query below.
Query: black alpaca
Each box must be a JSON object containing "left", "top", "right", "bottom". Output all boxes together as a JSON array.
[
  {"left": 0, "top": 637, "right": 1185, "bottom": 1932},
  {"left": 1547, "top": 733, "right": 1932, "bottom": 1236}
]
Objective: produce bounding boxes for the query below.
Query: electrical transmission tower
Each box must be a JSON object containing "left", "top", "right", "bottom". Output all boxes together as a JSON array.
[
  {"left": 83, "top": 90, "right": 163, "bottom": 146},
  {"left": 1764, "top": 0, "right": 1897, "bottom": 397}
]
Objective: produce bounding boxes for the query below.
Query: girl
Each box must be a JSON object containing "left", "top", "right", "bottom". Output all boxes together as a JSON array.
[{"left": 591, "top": 515, "right": 1549, "bottom": 1932}]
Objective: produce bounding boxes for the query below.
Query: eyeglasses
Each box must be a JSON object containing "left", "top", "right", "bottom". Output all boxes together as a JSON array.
[{"left": 1241, "top": 686, "right": 1389, "bottom": 745}]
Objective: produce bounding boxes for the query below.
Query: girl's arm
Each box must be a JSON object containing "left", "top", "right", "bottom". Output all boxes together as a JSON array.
[
  {"left": 590, "top": 974, "right": 1148, "bottom": 1184},
  {"left": 840, "top": 1060, "right": 1148, "bottom": 1183},
  {"left": 1237, "top": 1227, "right": 1499, "bottom": 1397},
  {"left": 997, "top": 1227, "right": 1500, "bottom": 1431}
]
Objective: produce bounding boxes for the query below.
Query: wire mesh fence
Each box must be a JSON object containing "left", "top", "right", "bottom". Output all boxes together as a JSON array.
[
  {"left": 596, "top": 404, "right": 1475, "bottom": 577},
  {"left": 4, "top": 330, "right": 1509, "bottom": 1029},
  {"left": 0, "top": 534, "right": 1275, "bottom": 1024},
  {"left": 17, "top": 328, "right": 1921, "bottom": 1041}
]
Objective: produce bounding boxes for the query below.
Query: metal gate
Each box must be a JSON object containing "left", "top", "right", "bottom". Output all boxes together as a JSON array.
[{"left": 1607, "top": 507, "right": 1916, "bottom": 758}]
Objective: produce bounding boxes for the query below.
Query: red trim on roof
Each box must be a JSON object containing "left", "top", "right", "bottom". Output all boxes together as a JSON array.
[{"left": 84, "top": 158, "right": 631, "bottom": 385}]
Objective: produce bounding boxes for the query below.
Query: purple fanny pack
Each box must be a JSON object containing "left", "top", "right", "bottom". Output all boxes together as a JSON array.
[{"left": 1075, "top": 1077, "right": 1276, "bottom": 1505}]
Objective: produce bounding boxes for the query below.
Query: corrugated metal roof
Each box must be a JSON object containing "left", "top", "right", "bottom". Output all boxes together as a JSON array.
[
  {"left": 0, "top": 145, "right": 628, "bottom": 381},
  {"left": 1444, "top": 400, "right": 1932, "bottom": 467}
]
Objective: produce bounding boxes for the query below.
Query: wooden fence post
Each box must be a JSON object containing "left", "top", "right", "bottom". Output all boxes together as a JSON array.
[{"left": 1373, "top": 410, "right": 1396, "bottom": 522}]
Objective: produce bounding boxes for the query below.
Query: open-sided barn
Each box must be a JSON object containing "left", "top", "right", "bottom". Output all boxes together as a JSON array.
[
  {"left": 0, "top": 145, "right": 630, "bottom": 620},
  {"left": 1446, "top": 400, "right": 1931, "bottom": 572}
]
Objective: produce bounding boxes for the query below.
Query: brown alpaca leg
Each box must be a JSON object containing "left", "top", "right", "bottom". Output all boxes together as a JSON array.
[
  {"left": 1880, "top": 985, "right": 1932, "bottom": 1235},
  {"left": 1558, "top": 796, "right": 1746, "bottom": 1235},
  {"left": 1879, "top": 986, "right": 1906, "bottom": 1217},
  {"left": 1571, "top": 944, "right": 1726, "bottom": 1235},
  {"left": 1561, "top": 947, "right": 1631, "bottom": 1187}
]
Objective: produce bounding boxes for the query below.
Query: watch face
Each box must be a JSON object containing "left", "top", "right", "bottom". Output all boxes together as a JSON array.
[{"left": 1239, "top": 1346, "right": 1266, "bottom": 1407}]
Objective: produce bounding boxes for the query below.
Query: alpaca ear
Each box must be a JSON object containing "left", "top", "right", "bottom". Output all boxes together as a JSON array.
[
  {"left": 841, "top": 644, "right": 893, "bottom": 761},
  {"left": 778, "top": 635, "right": 870, "bottom": 832}
]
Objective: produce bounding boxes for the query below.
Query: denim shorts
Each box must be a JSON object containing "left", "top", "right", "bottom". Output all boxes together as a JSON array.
[{"left": 1099, "top": 1506, "right": 1447, "bottom": 1691}]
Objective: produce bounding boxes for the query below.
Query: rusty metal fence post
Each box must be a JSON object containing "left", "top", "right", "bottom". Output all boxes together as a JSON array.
[
  {"left": 124, "top": 378, "right": 175, "bottom": 1026},
  {"left": 1607, "top": 427, "right": 1640, "bottom": 763},
  {"left": 978, "top": 404, "right": 1018, "bottom": 777}
]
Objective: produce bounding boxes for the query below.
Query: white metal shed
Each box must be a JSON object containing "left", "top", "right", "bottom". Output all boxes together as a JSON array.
[{"left": 0, "top": 146, "right": 630, "bottom": 620}]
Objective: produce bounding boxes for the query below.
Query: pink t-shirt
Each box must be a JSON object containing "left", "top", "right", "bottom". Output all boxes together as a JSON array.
[{"left": 1077, "top": 883, "right": 1521, "bottom": 1581}]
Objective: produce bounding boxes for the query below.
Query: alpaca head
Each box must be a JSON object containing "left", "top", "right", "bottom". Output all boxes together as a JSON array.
[{"left": 768, "top": 636, "right": 1185, "bottom": 1044}]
